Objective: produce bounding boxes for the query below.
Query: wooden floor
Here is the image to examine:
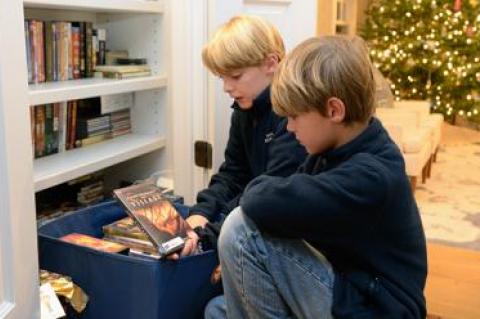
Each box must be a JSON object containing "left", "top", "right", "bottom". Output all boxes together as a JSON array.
[{"left": 426, "top": 242, "right": 480, "bottom": 319}]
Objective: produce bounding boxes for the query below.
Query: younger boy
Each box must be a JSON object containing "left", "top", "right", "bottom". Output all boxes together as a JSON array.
[
  {"left": 181, "top": 15, "right": 306, "bottom": 256},
  {"left": 213, "top": 36, "right": 427, "bottom": 318}
]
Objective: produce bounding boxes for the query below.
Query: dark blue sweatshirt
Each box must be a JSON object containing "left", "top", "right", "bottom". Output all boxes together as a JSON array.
[
  {"left": 191, "top": 87, "right": 307, "bottom": 222},
  {"left": 241, "top": 118, "right": 427, "bottom": 318}
]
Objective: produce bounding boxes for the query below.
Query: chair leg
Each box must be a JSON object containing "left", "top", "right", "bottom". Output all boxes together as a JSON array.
[
  {"left": 422, "top": 165, "right": 427, "bottom": 183},
  {"left": 427, "top": 156, "right": 433, "bottom": 178},
  {"left": 410, "top": 176, "right": 417, "bottom": 192},
  {"left": 433, "top": 147, "right": 438, "bottom": 162}
]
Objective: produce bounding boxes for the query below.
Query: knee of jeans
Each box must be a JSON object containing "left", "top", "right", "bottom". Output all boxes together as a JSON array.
[
  {"left": 218, "top": 207, "right": 245, "bottom": 255},
  {"left": 204, "top": 295, "right": 226, "bottom": 319}
]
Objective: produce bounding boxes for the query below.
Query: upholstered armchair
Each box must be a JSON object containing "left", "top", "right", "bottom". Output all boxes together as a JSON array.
[{"left": 375, "top": 107, "right": 433, "bottom": 190}]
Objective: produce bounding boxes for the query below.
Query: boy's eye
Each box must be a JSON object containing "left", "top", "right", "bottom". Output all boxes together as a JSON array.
[{"left": 230, "top": 73, "right": 242, "bottom": 80}]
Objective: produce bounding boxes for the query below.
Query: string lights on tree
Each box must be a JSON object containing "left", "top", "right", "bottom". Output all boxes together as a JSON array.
[{"left": 362, "top": 0, "right": 480, "bottom": 123}]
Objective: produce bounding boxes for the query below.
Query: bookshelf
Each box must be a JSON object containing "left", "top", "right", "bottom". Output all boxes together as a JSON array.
[
  {"left": 0, "top": 0, "right": 202, "bottom": 313},
  {"left": 23, "top": 0, "right": 172, "bottom": 195},
  {"left": 28, "top": 75, "right": 167, "bottom": 105},
  {"left": 34, "top": 134, "right": 166, "bottom": 192},
  {"left": 23, "top": 0, "right": 164, "bottom": 14}
]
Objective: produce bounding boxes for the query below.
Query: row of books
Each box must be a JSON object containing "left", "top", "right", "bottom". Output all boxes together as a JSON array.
[
  {"left": 30, "top": 97, "right": 132, "bottom": 159},
  {"left": 25, "top": 19, "right": 106, "bottom": 84}
]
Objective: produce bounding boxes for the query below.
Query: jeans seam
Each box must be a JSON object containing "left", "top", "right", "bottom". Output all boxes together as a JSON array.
[
  {"left": 238, "top": 229, "right": 261, "bottom": 317},
  {"left": 269, "top": 243, "right": 334, "bottom": 292}
]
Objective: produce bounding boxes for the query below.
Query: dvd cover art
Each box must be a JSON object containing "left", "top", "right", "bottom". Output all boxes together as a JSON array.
[{"left": 113, "top": 182, "right": 190, "bottom": 257}]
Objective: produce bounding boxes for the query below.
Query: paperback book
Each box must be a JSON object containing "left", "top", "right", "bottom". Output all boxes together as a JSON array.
[{"left": 113, "top": 182, "right": 190, "bottom": 257}]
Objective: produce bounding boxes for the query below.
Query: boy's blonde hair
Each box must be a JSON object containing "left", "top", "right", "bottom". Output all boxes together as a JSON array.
[
  {"left": 271, "top": 36, "right": 376, "bottom": 124},
  {"left": 202, "top": 15, "right": 285, "bottom": 75}
]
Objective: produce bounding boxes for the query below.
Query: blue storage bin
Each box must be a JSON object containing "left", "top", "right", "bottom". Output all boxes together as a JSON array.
[{"left": 38, "top": 200, "right": 222, "bottom": 319}]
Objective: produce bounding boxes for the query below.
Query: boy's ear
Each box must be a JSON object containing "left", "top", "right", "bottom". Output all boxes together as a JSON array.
[
  {"left": 263, "top": 53, "right": 279, "bottom": 75},
  {"left": 326, "top": 97, "right": 346, "bottom": 123}
]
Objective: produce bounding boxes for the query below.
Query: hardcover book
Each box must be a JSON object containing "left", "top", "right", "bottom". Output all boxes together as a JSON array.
[
  {"left": 60, "top": 233, "right": 127, "bottom": 253},
  {"left": 113, "top": 182, "right": 190, "bottom": 257}
]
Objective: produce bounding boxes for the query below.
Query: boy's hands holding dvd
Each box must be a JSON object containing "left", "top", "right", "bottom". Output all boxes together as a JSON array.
[{"left": 166, "top": 228, "right": 199, "bottom": 260}]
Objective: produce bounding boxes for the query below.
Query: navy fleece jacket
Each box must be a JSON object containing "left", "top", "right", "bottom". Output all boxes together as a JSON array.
[
  {"left": 191, "top": 87, "right": 307, "bottom": 222},
  {"left": 241, "top": 118, "right": 427, "bottom": 318}
]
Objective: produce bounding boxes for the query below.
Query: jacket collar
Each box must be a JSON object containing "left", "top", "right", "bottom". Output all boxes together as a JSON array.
[
  {"left": 232, "top": 86, "right": 272, "bottom": 120},
  {"left": 305, "top": 117, "right": 386, "bottom": 172}
]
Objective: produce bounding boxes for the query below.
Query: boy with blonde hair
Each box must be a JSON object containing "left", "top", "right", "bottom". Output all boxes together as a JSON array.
[
  {"left": 180, "top": 15, "right": 306, "bottom": 257},
  {"left": 212, "top": 36, "right": 427, "bottom": 318}
]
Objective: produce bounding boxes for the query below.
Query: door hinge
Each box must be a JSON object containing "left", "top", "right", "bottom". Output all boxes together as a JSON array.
[{"left": 194, "top": 141, "right": 212, "bottom": 169}]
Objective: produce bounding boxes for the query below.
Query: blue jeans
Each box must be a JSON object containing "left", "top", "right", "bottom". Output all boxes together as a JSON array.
[{"left": 205, "top": 207, "right": 334, "bottom": 319}]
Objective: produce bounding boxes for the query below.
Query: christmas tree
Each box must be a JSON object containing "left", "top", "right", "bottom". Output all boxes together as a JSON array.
[{"left": 361, "top": 0, "right": 480, "bottom": 123}]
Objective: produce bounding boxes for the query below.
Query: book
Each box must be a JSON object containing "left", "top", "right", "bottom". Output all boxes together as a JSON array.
[
  {"left": 94, "top": 64, "right": 150, "bottom": 73},
  {"left": 113, "top": 182, "right": 190, "bottom": 257},
  {"left": 128, "top": 249, "right": 161, "bottom": 260},
  {"left": 104, "top": 235, "right": 157, "bottom": 254},
  {"left": 60, "top": 233, "right": 127, "bottom": 253},
  {"left": 103, "top": 216, "right": 148, "bottom": 241}
]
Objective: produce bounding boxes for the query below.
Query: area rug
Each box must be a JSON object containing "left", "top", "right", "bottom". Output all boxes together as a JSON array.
[{"left": 415, "top": 123, "right": 480, "bottom": 251}]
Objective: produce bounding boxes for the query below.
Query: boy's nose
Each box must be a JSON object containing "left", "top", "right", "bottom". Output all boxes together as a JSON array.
[{"left": 223, "top": 80, "right": 233, "bottom": 93}]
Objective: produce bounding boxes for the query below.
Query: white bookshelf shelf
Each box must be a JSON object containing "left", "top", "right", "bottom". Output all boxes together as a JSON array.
[
  {"left": 23, "top": 0, "right": 164, "bottom": 13},
  {"left": 28, "top": 75, "right": 167, "bottom": 106},
  {"left": 34, "top": 133, "right": 166, "bottom": 191}
]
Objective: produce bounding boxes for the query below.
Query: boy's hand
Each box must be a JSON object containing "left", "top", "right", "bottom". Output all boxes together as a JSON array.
[
  {"left": 166, "top": 228, "right": 199, "bottom": 260},
  {"left": 211, "top": 265, "right": 222, "bottom": 284},
  {"left": 167, "top": 214, "right": 209, "bottom": 260},
  {"left": 186, "top": 214, "right": 209, "bottom": 229}
]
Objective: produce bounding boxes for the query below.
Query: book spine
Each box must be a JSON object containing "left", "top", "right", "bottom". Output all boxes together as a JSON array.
[
  {"left": 44, "top": 104, "right": 54, "bottom": 155},
  {"left": 52, "top": 22, "right": 58, "bottom": 81},
  {"left": 25, "top": 20, "right": 33, "bottom": 83},
  {"left": 30, "top": 105, "right": 35, "bottom": 157},
  {"left": 70, "top": 100, "right": 77, "bottom": 149},
  {"left": 67, "top": 22, "right": 73, "bottom": 80},
  {"left": 44, "top": 21, "right": 54, "bottom": 82},
  {"left": 29, "top": 21, "right": 38, "bottom": 83},
  {"left": 71, "top": 25, "right": 80, "bottom": 79},
  {"left": 60, "top": 22, "right": 69, "bottom": 81},
  {"left": 56, "top": 102, "right": 65, "bottom": 152},
  {"left": 85, "top": 22, "right": 93, "bottom": 77},
  {"left": 92, "top": 29, "right": 98, "bottom": 71},
  {"left": 97, "top": 28, "right": 106, "bottom": 65},
  {"left": 65, "top": 101, "right": 71, "bottom": 150},
  {"left": 79, "top": 22, "right": 85, "bottom": 78},
  {"left": 37, "top": 21, "right": 45, "bottom": 83},
  {"left": 35, "top": 105, "right": 46, "bottom": 158},
  {"left": 37, "top": 21, "right": 45, "bottom": 82},
  {"left": 53, "top": 103, "right": 60, "bottom": 153}
]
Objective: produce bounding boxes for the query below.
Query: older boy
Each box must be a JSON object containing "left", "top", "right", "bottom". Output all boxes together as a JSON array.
[
  {"left": 214, "top": 36, "right": 427, "bottom": 318},
  {"left": 181, "top": 15, "right": 306, "bottom": 256}
]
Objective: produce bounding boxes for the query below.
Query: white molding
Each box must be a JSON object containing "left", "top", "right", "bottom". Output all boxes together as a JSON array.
[
  {"left": 34, "top": 134, "right": 166, "bottom": 192},
  {"left": 23, "top": 0, "right": 164, "bottom": 13},
  {"left": 0, "top": 302, "right": 15, "bottom": 317},
  {"left": 28, "top": 75, "right": 167, "bottom": 106},
  {"left": 170, "top": 0, "right": 211, "bottom": 204},
  {"left": 0, "top": 0, "right": 40, "bottom": 317}
]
